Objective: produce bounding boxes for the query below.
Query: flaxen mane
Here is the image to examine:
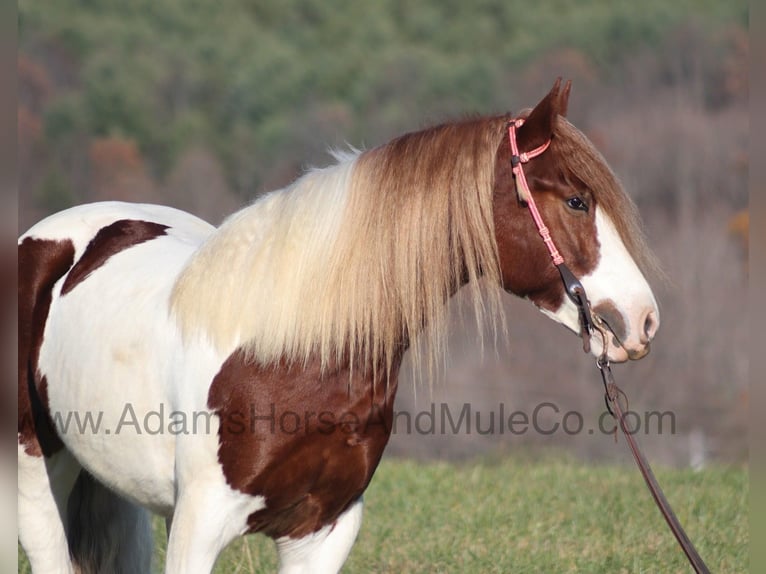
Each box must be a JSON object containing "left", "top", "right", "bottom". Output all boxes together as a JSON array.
[{"left": 171, "top": 116, "right": 508, "bottom": 377}]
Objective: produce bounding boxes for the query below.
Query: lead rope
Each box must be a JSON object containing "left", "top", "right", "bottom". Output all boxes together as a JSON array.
[
  {"left": 597, "top": 337, "right": 711, "bottom": 574},
  {"left": 508, "top": 118, "right": 711, "bottom": 573}
]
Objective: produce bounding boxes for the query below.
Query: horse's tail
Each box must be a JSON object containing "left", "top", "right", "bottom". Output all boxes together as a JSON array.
[{"left": 66, "top": 470, "right": 153, "bottom": 574}]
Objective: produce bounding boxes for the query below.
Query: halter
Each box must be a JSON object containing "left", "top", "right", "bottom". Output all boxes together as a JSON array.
[{"left": 507, "top": 118, "right": 594, "bottom": 352}]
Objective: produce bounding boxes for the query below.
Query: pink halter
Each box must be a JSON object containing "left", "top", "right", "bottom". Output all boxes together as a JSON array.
[
  {"left": 507, "top": 118, "right": 563, "bottom": 266},
  {"left": 507, "top": 117, "right": 594, "bottom": 351}
]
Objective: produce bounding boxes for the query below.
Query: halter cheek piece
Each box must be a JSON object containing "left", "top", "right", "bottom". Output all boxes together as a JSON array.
[{"left": 507, "top": 118, "right": 594, "bottom": 352}]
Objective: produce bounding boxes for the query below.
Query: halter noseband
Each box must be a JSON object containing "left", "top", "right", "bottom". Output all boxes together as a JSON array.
[{"left": 507, "top": 118, "right": 594, "bottom": 352}]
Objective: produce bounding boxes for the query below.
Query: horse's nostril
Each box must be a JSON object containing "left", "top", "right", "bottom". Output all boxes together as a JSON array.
[{"left": 643, "top": 310, "right": 658, "bottom": 342}]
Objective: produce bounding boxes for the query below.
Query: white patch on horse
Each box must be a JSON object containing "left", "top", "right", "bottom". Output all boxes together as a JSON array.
[
  {"left": 165, "top": 476, "right": 266, "bottom": 573},
  {"left": 275, "top": 498, "right": 364, "bottom": 574},
  {"left": 18, "top": 445, "right": 78, "bottom": 573},
  {"left": 539, "top": 207, "right": 658, "bottom": 361}
]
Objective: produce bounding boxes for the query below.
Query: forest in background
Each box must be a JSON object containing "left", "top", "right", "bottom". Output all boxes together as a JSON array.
[{"left": 18, "top": 1, "right": 749, "bottom": 465}]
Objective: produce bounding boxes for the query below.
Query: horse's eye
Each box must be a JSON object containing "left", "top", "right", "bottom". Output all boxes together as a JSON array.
[{"left": 566, "top": 197, "right": 588, "bottom": 212}]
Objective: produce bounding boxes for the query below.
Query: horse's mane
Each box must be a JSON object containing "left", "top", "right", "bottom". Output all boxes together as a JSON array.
[{"left": 170, "top": 116, "right": 508, "bottom": 377}]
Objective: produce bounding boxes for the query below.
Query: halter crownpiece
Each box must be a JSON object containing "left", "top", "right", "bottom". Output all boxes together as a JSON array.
[
  {"left": 506, "top": 118, "right": 594, "bottom": 352},
  {"left": 507, "top": 119, "right": 559, "bottom": 263}
]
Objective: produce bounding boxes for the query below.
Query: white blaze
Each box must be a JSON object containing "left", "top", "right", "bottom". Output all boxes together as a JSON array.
[{"left": 540, "top": 207, "right": 659, "bottom": 362}]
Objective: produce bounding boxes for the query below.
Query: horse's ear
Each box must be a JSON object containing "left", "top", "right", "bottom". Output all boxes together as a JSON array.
[
  {"left": 560, "top": 79, "right": 572, "bottom": 118},
  {"left": 517, "top": 78, "right": 562, "bottom": 151}
]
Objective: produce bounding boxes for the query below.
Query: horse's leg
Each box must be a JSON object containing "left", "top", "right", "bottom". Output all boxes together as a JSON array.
[
  {"left": 164, "top": 480, "right": 263, "bottom": 574},
  {"left": 275, "top": 497, "right": 364, "bottom": 574},
  {"left": 18, "top": 447, "right": 80, "bottom": 574}
]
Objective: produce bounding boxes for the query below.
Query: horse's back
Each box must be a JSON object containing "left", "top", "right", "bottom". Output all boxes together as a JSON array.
[
  {"left": 21, "top": 200, "right": 215, "bottom": 245},
  {"left": 19, "top": 201, "right": 217, "bottom": 513}
]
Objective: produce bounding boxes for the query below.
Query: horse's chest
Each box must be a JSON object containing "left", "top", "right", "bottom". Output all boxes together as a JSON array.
[{"left": 208, "top": 350, "right": 399, "bottom": 539}]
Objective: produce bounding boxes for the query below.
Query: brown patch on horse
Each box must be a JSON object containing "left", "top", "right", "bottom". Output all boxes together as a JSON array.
[
  {"left": 591, "top": 298, "right": 628, "bottom": 347},
  {"left": 208, "top": 350, "right": 402, "bottom": 539},
  {"left": 18, "top": 237, "right": 76, "bottom": 457},
  {"left": 61, "top": 219, "right": 169, "bottom": 295}
]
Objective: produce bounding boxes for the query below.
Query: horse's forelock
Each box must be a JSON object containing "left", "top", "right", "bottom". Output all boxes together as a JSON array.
[{"left": 551, "top": 117, "right": 661, "bottom": 279}]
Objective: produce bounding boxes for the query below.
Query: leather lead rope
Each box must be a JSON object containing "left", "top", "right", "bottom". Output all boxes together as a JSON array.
[
  {"left": 507, "top": 117, "right": 711, "bottom": 573},
  {"left": 598, "top": 355, "right": 711, "bottom": 574}
]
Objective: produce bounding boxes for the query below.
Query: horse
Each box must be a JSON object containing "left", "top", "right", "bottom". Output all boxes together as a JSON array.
[{"left": 18, "top": 79, "right": 659, "bottom": 573}]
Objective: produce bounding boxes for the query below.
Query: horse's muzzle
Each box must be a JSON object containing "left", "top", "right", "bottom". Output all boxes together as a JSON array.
[{"left": 592, "top": 304, "right": 659, "bottom": 362}]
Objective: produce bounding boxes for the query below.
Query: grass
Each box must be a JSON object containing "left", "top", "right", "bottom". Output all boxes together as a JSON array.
[{"left": 19, "top": 457, "right": 747, "bottom": 573}]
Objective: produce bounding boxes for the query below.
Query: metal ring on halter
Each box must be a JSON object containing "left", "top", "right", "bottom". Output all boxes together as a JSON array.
[{"left": 593, "top": 321, "right": 608, "bottom": 358}]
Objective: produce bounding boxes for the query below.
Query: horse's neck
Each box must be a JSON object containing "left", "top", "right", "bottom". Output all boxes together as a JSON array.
[{"left": 173, "top": 134, "right": 503, "bottom": 383}]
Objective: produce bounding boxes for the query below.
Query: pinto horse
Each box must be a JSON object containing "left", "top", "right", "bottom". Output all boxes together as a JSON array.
[{"left": 19, "top": 80, "right": 659, "bottom": 573}]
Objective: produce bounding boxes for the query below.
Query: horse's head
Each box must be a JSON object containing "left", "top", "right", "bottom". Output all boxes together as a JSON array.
[{"left": 493, "top": 79, "right": 659, "bottom": 362}]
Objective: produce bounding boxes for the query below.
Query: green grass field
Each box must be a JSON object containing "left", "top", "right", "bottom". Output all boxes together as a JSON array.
[{"left": 19, "top": 457, "right": 747, "bottom": 573}]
